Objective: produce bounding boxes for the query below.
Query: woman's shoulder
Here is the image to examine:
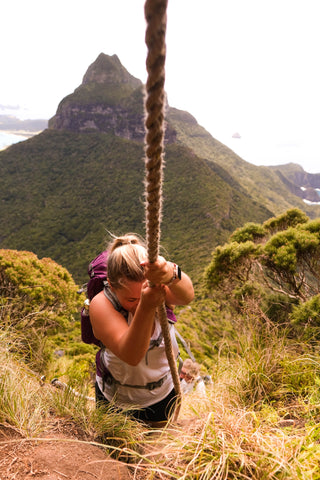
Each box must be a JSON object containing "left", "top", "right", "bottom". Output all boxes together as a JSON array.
[
  {"left": 90, "top": 289, "right": 106, "bottom": 306},
  {"left": 89, "top": 291, "right": 111, "bottom": 318},
  {"left": 90, "top": 286, "right": 129, "bottom": 321}
]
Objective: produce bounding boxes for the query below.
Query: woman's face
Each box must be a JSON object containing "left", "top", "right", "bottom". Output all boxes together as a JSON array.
[
  {"left": 180, "top": 369, "right": 194, "bottom": 384},
  {"left": 113, "top": 280, "right": 143, "bottom": 313}
]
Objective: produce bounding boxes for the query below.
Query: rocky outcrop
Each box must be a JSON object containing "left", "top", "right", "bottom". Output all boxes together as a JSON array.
[
  {"left": 274, "top": 168, "right": 320, "bottom": 203},
  {"left": 48, "top": 53, "right": 177, "bottom": 143}
]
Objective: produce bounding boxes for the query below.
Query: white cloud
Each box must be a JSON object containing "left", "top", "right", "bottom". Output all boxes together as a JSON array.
[{"left": 1, "top": 0, "right": 319, "bottom": 173}]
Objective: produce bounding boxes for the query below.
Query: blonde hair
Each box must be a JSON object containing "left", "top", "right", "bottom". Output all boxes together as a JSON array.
[
  {"left": 107, "top": 234, "right": 147, "bottom": 289},
  {"left": 183, "top": 359, "right": 200, "bottom": 380}
]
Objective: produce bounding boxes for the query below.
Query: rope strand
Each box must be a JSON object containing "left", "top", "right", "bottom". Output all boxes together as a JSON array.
[
  {"left": 144, "top": 0, "right": 167, "bottom": 263},
  {"left": 144, "top": 0, "right": 182, "bottom": 422}
]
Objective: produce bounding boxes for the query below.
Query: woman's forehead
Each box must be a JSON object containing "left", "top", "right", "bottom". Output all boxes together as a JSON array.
[{"left": 120, "top": 280, "right": 143, "bottom": 295}]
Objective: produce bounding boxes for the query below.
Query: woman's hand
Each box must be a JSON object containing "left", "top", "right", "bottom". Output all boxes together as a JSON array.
[
  {"left": 141, "top": 256, "right": 194, "bottom": 307},
  {"left": 140, "top": 256, "right": 173, "bottom": 285},
  {"left": 140, "top": 280, "right": 166, "bottom": 309}
]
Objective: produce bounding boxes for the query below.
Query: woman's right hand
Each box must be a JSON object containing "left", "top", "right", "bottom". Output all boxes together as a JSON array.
[{"left": 140, "top": 280, "right": 166, "bottom": 310}]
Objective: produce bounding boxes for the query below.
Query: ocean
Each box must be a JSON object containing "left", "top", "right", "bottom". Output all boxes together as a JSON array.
[{"left": 0, "top": 131, "right": 28, "bottom": 150}]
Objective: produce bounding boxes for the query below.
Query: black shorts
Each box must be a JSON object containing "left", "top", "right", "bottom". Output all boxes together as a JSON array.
[{"left": 95, "top": 381, "right": 177, "bottom": 423}]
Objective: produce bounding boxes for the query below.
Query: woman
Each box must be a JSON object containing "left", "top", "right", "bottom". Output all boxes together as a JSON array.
[
  {"left": 89, "top": 233, "right": 194, "bottom": 426},
  {"left": 179, "top": 359, "right": 207, "bottom": 397}
]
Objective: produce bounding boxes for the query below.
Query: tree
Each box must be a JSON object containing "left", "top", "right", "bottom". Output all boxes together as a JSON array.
[{"left": 205, "top": 209, "right": 320, "bottom": 314}]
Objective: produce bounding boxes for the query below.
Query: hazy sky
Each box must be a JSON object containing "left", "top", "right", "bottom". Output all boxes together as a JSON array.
[{"left": 1, "top": 0, "right": 319, "bottom": 173}]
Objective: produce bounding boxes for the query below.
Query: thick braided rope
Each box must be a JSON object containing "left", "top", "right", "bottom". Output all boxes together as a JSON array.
[{"left": 144, "top": 0, "right": 182, "bottom": 421}]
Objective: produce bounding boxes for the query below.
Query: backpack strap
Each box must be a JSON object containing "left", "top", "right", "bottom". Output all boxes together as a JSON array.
[
  {"left": 174, "top": 328, "right": 195, "bottom": 362},
  {"left": 103, "top": 283, "right": 129, "bottom": 320},
  {"left": 104, "top": 370, "right": 169, "bottom": 391}
]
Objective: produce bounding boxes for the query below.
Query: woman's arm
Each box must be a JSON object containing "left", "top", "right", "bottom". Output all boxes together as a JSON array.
[
  {"left": 164, "top": 270, "right": 194, "bottom": 305},
  {"left": 89, "top": 282, "right": 166, "bottom": 366},
  {"left": 141, "top": 257, "right": 194, "bottom": 305}
]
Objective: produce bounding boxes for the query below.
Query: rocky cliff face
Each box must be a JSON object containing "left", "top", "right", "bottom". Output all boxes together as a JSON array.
[
  {"left": 48, "top": 53, "right": 176, "bottom": 143},
  {"left": 50, "top": 102, "right": 146, "bottom": 141},
  {"left": 272, "top": 163, "right": 320, "bottom": 204}
]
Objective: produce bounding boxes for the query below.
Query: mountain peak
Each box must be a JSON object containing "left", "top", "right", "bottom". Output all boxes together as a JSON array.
[
  {"left": 82, "top": 53, "right": 141, "bottom": 88},
  {"left": 48, "top": 53, "right": 145, "bottom": 139}
]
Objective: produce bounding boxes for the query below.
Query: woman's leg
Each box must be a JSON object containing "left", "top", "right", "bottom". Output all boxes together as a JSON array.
[
  {"left": 95, "top": 381, "right": 110, "bottom": 408},
  {"left": 129, "top": 388, "right": 177, "bottom": 425}
]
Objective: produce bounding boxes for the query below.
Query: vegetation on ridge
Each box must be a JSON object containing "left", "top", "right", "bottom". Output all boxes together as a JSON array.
[{"left": 204, "top": 208, "right": 320, "bottom": 325}]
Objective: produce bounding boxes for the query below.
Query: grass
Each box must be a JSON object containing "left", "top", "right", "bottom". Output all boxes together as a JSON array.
[
  {"left": 127, "top": 394, "right": 318, "bottom": 479},
  {"left": 0, "top": 332, "right": 50, "bottom": 437},
  {"left": 3, "top": 304, "right": 320, "bottom": 479},
  {"left": 2, "top": 252, "right": 320, "bottom": 479}
]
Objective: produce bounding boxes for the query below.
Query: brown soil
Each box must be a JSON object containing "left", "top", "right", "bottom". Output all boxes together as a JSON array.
[
  {"left": 0, "top": 416, "right": 197, "bottom": 480},
  {"left": 0, "top": 423, "right": 132, "bottom": 480}
]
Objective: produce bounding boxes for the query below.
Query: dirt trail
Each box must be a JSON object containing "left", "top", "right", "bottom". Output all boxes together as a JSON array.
[
  {"left": 0, "top": 416, "right": 198, "bottom": 479},
  {"left": 0, "top": 426, "right": 131, "bottom": 480}
]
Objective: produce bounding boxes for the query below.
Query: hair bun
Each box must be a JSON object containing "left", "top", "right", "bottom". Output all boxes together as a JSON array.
[
  {"left": 112, "top": 235, "right": 139, "bottom": 250},
  {"left": 123, "top": 236, "right": 138, "bottom": 245}
]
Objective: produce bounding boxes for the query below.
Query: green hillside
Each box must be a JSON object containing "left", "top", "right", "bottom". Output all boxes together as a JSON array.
[
  {"left": 0, "top": 128, "right": 271, "bottom": 284},
  {"left": 167, "top": 108, "right": 320, "bottom": 218}
]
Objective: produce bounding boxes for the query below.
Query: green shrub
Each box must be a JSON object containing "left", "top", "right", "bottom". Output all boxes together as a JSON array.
[
  {"left": 290, "top": 295, "right": 320, "bottom": 340},
  {"left": 0, "top": 249, "right": 83, "bottom": 373},
  {"left": 230, "top": 222, "right": 266, "bottom": 243}
]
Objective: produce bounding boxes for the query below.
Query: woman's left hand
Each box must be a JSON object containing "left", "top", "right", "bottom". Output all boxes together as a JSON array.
[
  {"left": 140, "top": 256, "right": 173, "bottom": 285},
  {"left": 141, "top": 256, "right": 194, "bottom": 306}
]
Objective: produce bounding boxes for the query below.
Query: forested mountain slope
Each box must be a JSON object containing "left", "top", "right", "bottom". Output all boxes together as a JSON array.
[{"left": 0, "top": 53, "right": 318, "bottom": 283}]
